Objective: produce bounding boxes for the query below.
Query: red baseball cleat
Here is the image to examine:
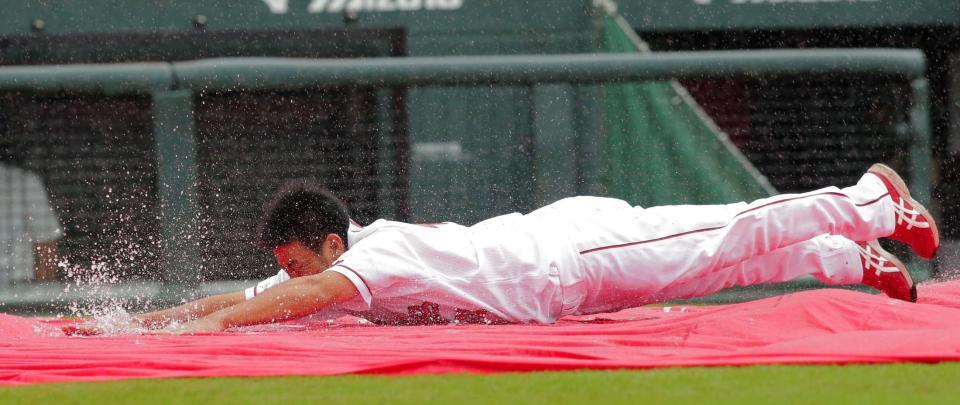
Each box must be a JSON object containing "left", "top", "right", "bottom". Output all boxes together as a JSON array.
[
  {"left": 858, "top": 240, "right": 916, "bottom": 302},
  {"left": 867, "top": 163, "right": 940, "bottom": 259}
]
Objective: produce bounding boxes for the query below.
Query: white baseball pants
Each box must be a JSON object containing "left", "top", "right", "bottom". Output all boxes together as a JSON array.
[{"left": 542, "top": 173, "right": 895, "bottom": 316}]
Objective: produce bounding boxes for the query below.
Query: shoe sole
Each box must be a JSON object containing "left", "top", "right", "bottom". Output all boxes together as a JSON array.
[
  {"left": 867, "top": 163, "right": 940, "bottom": 259},
  {"left": 867, "top": 240, "right": 917, "bottom": 303}
]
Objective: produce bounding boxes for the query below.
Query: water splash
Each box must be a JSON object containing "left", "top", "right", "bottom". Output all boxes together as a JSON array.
[{"left": 56, "top": 256, "right": 157, "bottom": 336}]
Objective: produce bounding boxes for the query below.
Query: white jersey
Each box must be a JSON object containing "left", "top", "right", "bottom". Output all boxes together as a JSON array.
[{"left": 247, "top": 209, "right": 581, "bottom": 324}]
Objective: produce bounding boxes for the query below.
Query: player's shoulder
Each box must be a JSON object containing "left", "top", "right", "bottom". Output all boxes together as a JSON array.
[
  {"left": 346, "top": 218, "right": 464, "bottom": 252},
  {"left": 346, "top": 221, "right": 406, "bottom": 248},
  {"left": 348, "top": 218, "right": 394, "bottom": 244},
  {"left": 350, "top": 218, "right": 454, "bottom": 236}
]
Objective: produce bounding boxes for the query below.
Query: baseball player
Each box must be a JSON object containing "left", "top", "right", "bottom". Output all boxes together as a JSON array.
[{"left": 65, "top": 163, "right": 939, "bottom": 334}]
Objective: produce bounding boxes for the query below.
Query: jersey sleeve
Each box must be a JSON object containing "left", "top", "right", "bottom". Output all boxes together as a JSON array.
[
  {"left": 244, "top": 269, "right": 291, "bottom": 300},
  {"left": 324, "top": 231, "right": 435, "bottom": 310},
  {"left": 326, "top": 265, "right": 373, "bottom": 308},
  {"left": 24, "top": 171, "right": 62, "bottom": 242}
]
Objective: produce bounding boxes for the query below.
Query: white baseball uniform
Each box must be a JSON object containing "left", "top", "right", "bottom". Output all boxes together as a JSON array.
[{"left": 246, "top": 173, "right": 894, "bottom": 324}]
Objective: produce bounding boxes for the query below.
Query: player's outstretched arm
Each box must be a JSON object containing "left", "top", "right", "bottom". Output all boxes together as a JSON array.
[
  {"left": 170, "top": 271, "right": 359, "bottom": 334},
  {"left": 61, "top": 291, "right": 248, "bottom": 336},
  {"left": 134, "top": 291, "right": 248, "bottom": 328}
]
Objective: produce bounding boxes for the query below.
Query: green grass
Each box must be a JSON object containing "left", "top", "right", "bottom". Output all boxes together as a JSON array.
[{"left": 2, "top": 362, "right": 959, "bottom": 404}]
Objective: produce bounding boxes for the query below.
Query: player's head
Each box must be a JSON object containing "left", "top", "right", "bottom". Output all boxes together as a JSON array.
[{"left": 257, "top": 180, "right": 351, "bottom": 277}]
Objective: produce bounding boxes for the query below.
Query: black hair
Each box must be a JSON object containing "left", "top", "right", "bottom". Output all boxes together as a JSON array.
[{"left": 257, "top": 180, "right": 351, "bottom": 253}]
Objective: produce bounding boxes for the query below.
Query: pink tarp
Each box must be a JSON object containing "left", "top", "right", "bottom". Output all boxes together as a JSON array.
[{"left": 3, "top": 280, "right": 960, "bottom": 385}]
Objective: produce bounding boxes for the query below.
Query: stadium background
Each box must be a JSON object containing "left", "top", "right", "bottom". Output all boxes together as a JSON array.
[{"left": 0, "top": 0, "right": 957, "bottom": 311}]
